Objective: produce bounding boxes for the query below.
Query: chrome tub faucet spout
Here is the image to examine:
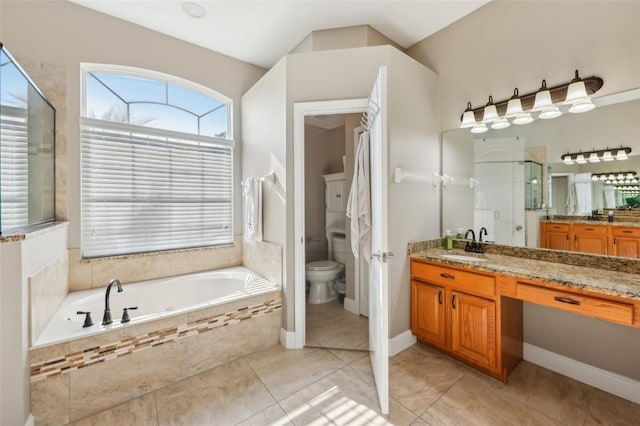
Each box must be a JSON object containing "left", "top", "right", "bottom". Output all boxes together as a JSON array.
[{"left": 102, "top": 278, "right": 123, "bottom": 325}]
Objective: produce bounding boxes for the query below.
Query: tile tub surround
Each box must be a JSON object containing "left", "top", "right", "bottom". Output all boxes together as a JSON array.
[
  {"left": 242, "top": 239, "right": 283, "bottom": 285},
  {"left": 29, "top": 251, "right": 69, "bottom": 345},
  {"left": 30, "top": 291, "right": 282, "bottom": 424},
  {"left": 68, "top": 236, "right": 243, "bottom": 291}
]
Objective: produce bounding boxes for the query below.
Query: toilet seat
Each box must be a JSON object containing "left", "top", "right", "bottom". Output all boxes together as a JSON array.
[{"left": 306, "top": 260, "right": 340, "bottom": 271}]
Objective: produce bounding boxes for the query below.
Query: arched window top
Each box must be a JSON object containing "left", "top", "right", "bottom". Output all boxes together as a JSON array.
[{"left": 82, "top": 64, "right": 232, "bottom": 139}]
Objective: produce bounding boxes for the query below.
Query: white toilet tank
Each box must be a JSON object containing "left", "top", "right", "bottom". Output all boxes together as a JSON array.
[{"left": 331, "top": 234, "right": 348, "bottom": 264}]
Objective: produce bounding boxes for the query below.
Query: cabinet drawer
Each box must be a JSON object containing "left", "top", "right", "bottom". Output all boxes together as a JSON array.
[
  {"left": 612, "top": 227, "right": 640, "bottom": 237},
  {"left": 573, "top": 224, "right": 607, "bottom": 235},
  {"left": 516, "top": 282, "right": 633, "bottom": 326},
  {"left": 412, "top": 262, "right": 495, "bottom": 297},
  {"left": 544, "top": 223, "right": 570, "bottom": 232}
]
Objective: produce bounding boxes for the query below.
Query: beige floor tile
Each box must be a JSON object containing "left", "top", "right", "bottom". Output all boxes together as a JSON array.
[
  {"left": 420, "top": 372, "right": 564, "bottom": 426},
  {"left": 584, "top": 389, "right": 640, "bottom": 425},
  {"left": 67, "top": 393, "right": 158, "bottom": 426},
  {"left": 389, "top": 344, "right": 466, "bottom": 415},
  {"left": 235, "top": 403, "right": 294, "bottom": 426},
  {"left": 279, "top": 364, "right": 417, "bottom": 426},
  {"left": 245, "top": 345, "right": 345, "bottom": 401},
  {"left": 410, "top": 418, "right": 431, "bottom": 426},
  {"left": 306, "top": 300, "right": 368, "bottom": 351},
  {"left": 328, "top": 348, "right": 369, "bottom": 365},
  {"left": 155, "top": 358, "right": 275, "bottom": 426},
  {"left": 493, "top": 361, "right": 593, "bottom": 426}
]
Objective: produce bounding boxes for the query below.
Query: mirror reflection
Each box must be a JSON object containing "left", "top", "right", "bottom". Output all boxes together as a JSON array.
[{"left": 442, "top": 90, "right": 640, "bottom": 257}]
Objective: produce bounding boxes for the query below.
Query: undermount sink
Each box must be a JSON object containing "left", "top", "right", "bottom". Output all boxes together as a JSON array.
[{"left": 440, "top": 254, "right": 487, "bottom": 262}]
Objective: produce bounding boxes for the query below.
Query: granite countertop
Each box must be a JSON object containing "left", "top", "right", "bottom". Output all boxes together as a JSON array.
[
  {"left": 411, "top": 248, "right": 640, "bottom": 301},
  {"left": 540, "top": 218, "right": 640, "bottom": 227}
]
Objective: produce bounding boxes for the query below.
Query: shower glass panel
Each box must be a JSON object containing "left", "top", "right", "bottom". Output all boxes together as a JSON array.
[
  {"left": 0, "top": 44, "right": 55, "bottom": 233},
  {"left": 524, "top": 160, "right": 543, "bottom": 210}
]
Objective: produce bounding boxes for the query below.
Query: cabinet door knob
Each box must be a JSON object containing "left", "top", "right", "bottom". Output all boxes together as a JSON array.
[
  {"left": 438, "top": 290, "right": 442, "bottom": 305},
  {"left": 451, "top": 294, "right": 456, "bottom": 309},
  {"left": 554, "top": 296, "right": 580, "bottom": 306},
  {"left": 440, "top": 273, "right": 455, "bottom": 280}
]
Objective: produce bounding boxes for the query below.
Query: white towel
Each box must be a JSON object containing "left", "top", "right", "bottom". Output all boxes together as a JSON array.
[
  {"left": 346, "top": 131, "right": 371, "bottom": 262},
  {"left": 604, "top": 185, "right": 616, "bottom": 209},
  {"left": 242, "top": 177, "right": 262, "bottom": 242}
]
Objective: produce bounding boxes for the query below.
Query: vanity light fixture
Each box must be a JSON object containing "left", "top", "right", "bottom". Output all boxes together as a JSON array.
[
  {"left": 591, "top": 171, "right": 637, "bottom": 185},
  {"left": 560, "top": 147, "right": 632, "bottom": 165},
  {"left": 459, "top": 70, "right": 603, "bottom": 132}
]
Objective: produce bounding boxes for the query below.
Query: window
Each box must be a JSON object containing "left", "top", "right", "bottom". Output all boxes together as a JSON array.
[{"left": 81, "top": 65, "right": 233, "bottom": 257}]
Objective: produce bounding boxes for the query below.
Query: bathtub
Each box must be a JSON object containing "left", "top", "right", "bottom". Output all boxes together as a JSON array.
[{"left": 33, "top": 265, "right": 280, "bottom": 348}]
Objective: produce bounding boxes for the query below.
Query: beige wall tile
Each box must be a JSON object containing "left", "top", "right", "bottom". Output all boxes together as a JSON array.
[
  {"left": 31, "top": 373, "right": 69, "bottom": 426},
  {"left": 169, "top": 246, "right": 232, "bottom": 276},
  {"left": 187, "top": 310, "right": 280, "bottom": 376},
  {"left": 91, "top": 255, "right": 172, "bottom": 288},
  {"left": 68, "top": 249, "right": 92, "bottom": 291},
  {"left": 30, "top": 342, "right": 70, "bottom": 365},
  {"left": 242, "top": 240, "right": 282, "bottom": 284},
  {"left": 30, "top": 252, "right": 69, "bottom": 344},
  {"left": 69, "top": 338, "right": 188, "bottom": 421}
]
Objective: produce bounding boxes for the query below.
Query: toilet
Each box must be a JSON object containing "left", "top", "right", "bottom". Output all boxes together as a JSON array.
[{"left": 306, "top": 233, "right": 347, "bottom": 304}]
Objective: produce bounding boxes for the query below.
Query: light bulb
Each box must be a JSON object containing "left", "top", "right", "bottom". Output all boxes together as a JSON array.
[
  {"left": 601, "top": 151, "right": 614, "bottom": 161},
  {"left": 588, "top": 152, "right": 600, "bottom": 163},
  {"left": 576, "top": 154, "right": 587, "bottom": 164},
  {"left": 460, "top": 102, "right": 476, "bottom": 128},
  {"left": 533, "top": 80, "right": 554, "bottom": 111},
  {"left": 470, "top": 123, "right": 488, "bottom": 134},
  {"left": 491, "top": 118, "right": 511, "bottom": 129},
  {"left": 538, "top": 106, "right": 562, "bottom": 119},
  {"left": 562, "top": 156, "right": 574, "bottom": 165},
  {"left": 616, "top": 149, "right": 629, "bottom": 161},
  {"left": 482, "top": 96, "right": 498, "bottom": 123},
  {"left": 569, "top": 98, "right": 596, "bottom": 113},
  {"left": 512, "top": 112, "right": 534, "bottom": 125}
]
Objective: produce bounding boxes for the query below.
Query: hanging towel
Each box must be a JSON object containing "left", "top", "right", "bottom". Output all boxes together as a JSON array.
[
  {"left": 566, "top": 175, "right": 576, "bottom": 215},
  {"left": 242, "top": 177, "right": 262, "bottom": 242},
  {"left": 604, "top": 185, "right": 616, "bottom": 209},
  {"left": 346, "top": 131, "right": 372, "bottom": 262},
  {"left": 573, "top": 173, "right": 592, "bottom": 215}
]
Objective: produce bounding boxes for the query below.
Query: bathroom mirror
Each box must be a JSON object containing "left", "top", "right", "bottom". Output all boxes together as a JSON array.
[{"left": 442, "top": 88, "right": 640, "bottom": 256}]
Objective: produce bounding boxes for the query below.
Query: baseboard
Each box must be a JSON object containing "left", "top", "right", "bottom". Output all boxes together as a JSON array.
[
  {"left": 343, "top": 297, "right": 358, "bottom": 315},
  {"left": 280, "top": 328, "right": 297, "bottom": 349},
  {"left": 524, "top": 343, "right": 640, "bottom": 404},
  {"left": 388, "top": 329, "right": 417, "bottom": 357},
  {"left": 25, "top": 414, "right": 34, "bottom": 426}
]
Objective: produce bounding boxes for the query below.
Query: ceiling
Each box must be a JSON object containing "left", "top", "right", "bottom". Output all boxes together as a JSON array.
[{"left": 69, "top": 0, "right": 489, "bottom": 69}]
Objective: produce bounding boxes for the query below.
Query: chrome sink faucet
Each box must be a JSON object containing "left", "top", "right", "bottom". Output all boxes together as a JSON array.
[{"left": 102, "top": 278, "right": 123, "bottom": 325}]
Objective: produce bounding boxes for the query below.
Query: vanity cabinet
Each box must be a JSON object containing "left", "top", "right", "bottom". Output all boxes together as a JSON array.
[
  {"left": 573, "top": 224, "right": 608, "bottom": 255},
  {"left": 410, "top": 260, "right": 521, "bottom": 382},
  {"left": 542, "top": 223, "right": 570, "bottom": 250},
  {"left": 411, "top": 280, "right": 446, "bottom": 347},
  {"left": 611, "top": 227, "right": 640, "bottom": 258}
]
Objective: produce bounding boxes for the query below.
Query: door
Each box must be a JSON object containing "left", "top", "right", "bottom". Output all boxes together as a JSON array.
[
  {"left": 450, "top": 291, "right": 496, "bottom": 370},
  {"left": 411, "top": 281, "right": 445, "bottom": 347},
  {"left": 368, "top": 66, "right": 389, "bottom": 414},
  {"left": 612, "top": 236, "right": 640, "bottom": 258},
  {"left": 574, "top": 234, "right": 608, "bottom": 254}
]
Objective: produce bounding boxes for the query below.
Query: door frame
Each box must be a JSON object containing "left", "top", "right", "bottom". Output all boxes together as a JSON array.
[{"left": 292, "top": 98, "right": 368, "bottom": 349}]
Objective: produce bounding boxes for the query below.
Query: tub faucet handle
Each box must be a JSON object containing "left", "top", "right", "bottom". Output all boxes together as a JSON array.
[
  {"left": 76, "top": 311, "right": 94, "bottom": 328},
  {"left": 121, "top": 306, "right": 138, "bottom": 323}
]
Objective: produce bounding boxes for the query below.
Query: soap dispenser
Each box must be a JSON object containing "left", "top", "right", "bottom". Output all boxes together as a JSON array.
[{"left": 443, "top": 230, "right": 453, "bottom": 250}]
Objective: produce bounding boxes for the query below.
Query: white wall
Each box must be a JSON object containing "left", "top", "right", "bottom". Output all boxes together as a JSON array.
[
  {"left": 387, "top": 48, "right": 440, "bottom": 337},
  {"left": 0, "top": 0, "right": 266, "bottom": 247},
  {"left": 410, "top": 0, "right": 640, "bottom": 379},
  {"left": 0, "top": 225, "right": 68, "bottom": 426},
  {"left": 407, "top": 0, "right": 640, "bottom": 132}
]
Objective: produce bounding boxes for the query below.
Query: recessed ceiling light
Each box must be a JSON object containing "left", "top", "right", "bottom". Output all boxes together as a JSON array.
[{"left": 182, "top": 2, "right": 206, "bottom": 18}]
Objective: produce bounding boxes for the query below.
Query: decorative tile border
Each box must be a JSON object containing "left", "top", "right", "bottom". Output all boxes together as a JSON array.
[{"left": 30, "top": 297, "right": 281, "bottom": 383}]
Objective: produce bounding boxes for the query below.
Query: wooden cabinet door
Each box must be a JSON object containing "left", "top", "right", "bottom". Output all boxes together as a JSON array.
[
  {"left": 612, "top": 236, "right": 640, "bottom": 258},
  {"left": 544, "top": 231, "right": 570, "bottom": 250},
  {"left": 611, "top": 227, "right": 640, "bottom": 258},
  {"left": 451, "top": 291, "right": 496, "bottom": 369},
  {"left": 574, "top": 234, "right": 608, "bottom": 255},
  {"left": 411, "top": 280, "right": 446, "bottom": 347}
]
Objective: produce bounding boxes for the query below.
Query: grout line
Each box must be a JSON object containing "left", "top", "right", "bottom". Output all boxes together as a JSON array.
[{"left": 153, "top": 391, "right": 161, "bottom": 426}]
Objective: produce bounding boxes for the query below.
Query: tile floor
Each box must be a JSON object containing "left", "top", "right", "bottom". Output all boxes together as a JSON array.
[
  {"left": 64, "top": 342, "right": 640, "bottom": 426},
  {"left": 305, "top": 299, "right": 368, "bottom": 352}
]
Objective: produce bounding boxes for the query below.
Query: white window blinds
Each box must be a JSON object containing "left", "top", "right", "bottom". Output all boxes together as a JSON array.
[
  {"left": 81, "top": 117, "right": 233, "bottom": 258},
  {"left": 0, "top": 106, "right": 29, "bottom": 231}
]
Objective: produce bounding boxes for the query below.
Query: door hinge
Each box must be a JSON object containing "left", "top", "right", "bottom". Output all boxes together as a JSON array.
[{"left": 372, "top": 251, "right": 395, "bottom": 263}]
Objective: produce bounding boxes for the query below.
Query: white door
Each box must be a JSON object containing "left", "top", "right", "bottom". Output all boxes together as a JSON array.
[{"left": 368, "top": 66, "right": 389, "bottom": 414}]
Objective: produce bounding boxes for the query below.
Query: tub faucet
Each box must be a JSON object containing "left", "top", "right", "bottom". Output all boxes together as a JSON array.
[
  {"left": 464, "top": 229, "right": 476, "bottom": 252},
  {"left": 102, "top": 278, "right": 123, "bottom": 325}
]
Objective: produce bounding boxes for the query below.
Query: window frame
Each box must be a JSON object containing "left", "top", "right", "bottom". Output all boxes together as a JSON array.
[{"left": 80, "top": 64, "right": 235, "bottom": 258}]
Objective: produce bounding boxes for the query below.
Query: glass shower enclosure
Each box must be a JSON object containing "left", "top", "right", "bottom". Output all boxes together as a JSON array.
[{"left": 0, "top": 43, "right": 56, "bottom": 234}]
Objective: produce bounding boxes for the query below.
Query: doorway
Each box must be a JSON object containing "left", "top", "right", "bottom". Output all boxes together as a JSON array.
[{"left": 302, "top": 112, "right": 369, "bottom": 352}]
